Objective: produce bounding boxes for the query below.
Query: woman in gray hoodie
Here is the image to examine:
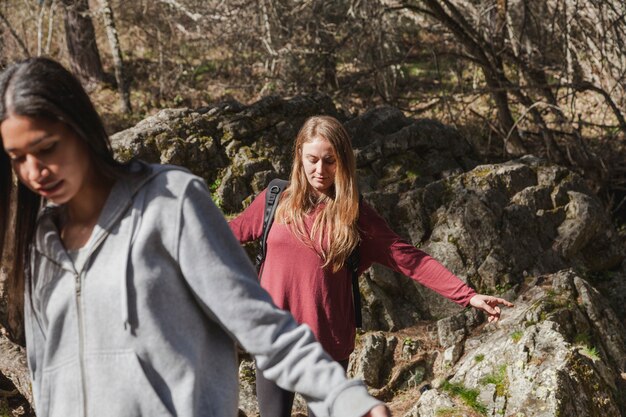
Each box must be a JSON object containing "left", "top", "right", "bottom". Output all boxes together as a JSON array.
[{"left": 0, "top": 57, "right": 389, "bottom": 417}]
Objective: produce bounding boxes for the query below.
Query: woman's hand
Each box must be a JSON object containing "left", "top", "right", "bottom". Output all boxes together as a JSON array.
[
  {"left": 469, "top": 294, "right": 514, "bottom": 323},
  {"left": 364, "top": 404, "right": 391, "bottom": 417}
]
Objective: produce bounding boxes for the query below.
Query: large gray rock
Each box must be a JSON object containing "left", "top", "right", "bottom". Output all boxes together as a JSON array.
[
  {"left": 111, "top": 93, "right": 342, "bottom": 213},
  {"left": 402, "top": 389, "right": 456, "bottom": 417},
  {"left": 237, "top": 359, "right": 257, "bottom": 417},
  {"left": 362, "top": 156, "right": 623, "bottom": 327},
  {"left": 594, "top": 261, "right": 626, "bottom": 323},
  {"left": 348, "top": 332, "right": 398, "bottom": 388},
  {"left": 422, "top": 269, "right": 626, "bottom": 417}
]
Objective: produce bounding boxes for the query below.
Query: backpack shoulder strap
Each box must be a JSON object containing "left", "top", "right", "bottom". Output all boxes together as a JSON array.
[
  {"left": 347, "top": 194, "right": 364, "bottom": 328},
  {"left": 255, "top": 178, "right": 289, "bottom": 268}
]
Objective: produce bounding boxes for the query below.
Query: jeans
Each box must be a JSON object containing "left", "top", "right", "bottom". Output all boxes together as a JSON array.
[{"left": 256, "top": 359, "right": 350, "bottom": 417}]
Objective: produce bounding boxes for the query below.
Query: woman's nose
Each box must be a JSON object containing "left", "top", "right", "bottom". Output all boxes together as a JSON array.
[{"left": 25, "top": 155, "right": 47, "bottom": 182}]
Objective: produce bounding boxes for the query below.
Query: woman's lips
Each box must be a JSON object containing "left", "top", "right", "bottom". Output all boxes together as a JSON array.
[{"left": 36, "top": 179, "right": 63, "bottom": 196}]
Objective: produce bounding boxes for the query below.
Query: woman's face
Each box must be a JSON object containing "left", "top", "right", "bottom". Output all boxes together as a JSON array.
[
  {"left": 1, "top": 113, "right": 94, "bottom": 205},
  {"left": 301, "top": 136, "right": 337, "bottom": 196}
]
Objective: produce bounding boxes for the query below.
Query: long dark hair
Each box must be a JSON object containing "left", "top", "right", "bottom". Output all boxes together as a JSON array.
[{"left": 0, "top": 57, "right": 127, "bottom": 341}]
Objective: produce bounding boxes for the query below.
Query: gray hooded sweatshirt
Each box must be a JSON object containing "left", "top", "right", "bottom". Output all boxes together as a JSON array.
[{"left": 25, "top": 163, "right": 382, "bottom": 417}]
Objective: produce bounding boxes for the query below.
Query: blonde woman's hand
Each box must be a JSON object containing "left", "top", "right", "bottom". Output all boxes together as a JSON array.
[
  {"left": 469, "top": 294, "right": 514, "bottom": 323},
  {"left": 364, "top": 404, "right": 391, "bottom": 417}
]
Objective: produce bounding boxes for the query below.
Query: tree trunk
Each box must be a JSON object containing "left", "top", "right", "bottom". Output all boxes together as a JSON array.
[
  {"left": 45, "top": 1, "right": 57, "bottom": 55},
  {"left": 311, "top": 0, "right": 339, "bottom": 89},
  {"left": 37, "top": 3, "right": 45, "bottom": 56},
  {"left": 61, "top": 0, "right": 105, "bottom": 85},
  {"left": 419, "top": 0, "right": 526, "bottom": 155},
  {"left": 320, "top": 31, "right": 339, "bottom": 90},
  {"left": 98, "top": 0, "right": 132, "bottom": 113},
  {"left": 482, "top": 70, "right": 527, "bottom": 156}
]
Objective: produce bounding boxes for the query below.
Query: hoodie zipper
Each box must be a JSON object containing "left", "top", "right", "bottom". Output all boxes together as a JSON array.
[
  {"left": 75, "top": 271, "right": 88, "bottom": 417},
  {"left": 38, "top": 254, "right": 91, "bottom": 416},
  {"left": 61, "top": 211, "right": 124, "bottom": 417},
  {"left": 73, "top": 216, "right": 125, "bottom": 417},
  {"left": 73, "top": 233, "right": 109, "bottom": 417}
]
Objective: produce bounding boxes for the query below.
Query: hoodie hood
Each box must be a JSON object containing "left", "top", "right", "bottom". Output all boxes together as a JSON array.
[{"left": 34, "top": 161, "right": 184, "bottom": 332}]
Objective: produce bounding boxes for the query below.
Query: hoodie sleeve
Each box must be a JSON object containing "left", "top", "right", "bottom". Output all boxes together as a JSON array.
[{"left": 176, "top": 178, "right": 382, "bottom": 417}]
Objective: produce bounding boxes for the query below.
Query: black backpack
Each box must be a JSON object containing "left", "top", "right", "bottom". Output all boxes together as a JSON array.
[{"left": 255, "top": 178, "right": 363, "bottom": 327}]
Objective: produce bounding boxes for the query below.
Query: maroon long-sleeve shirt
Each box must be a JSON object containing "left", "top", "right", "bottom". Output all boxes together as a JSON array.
[{"left": 229, "top": 189, "right": 476, "bottom": 360}]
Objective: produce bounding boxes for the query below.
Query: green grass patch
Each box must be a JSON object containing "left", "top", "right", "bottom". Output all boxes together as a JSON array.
[
  {"left": 474, "top": 354, "right": 485, "bottom": 363},
  {"left": 209, "top": 178, "right": 221, "bottom": 193},
  {"left": 581, "top": 345, "right": 600, "bottom": 361},
  {"left": 510, "top": 330, "right": 523, "bottom": 342},
  {"left": 440, "top": 380, "right": 487, "bottom": 415},
  {"left": 480, "top": 365, "right": 509, "bottom": 397},
  {"left": 494, "top": 283, "right": 512, "bottom": 294},
  {"left": 406, "top": 169, "right": 420, "bottom": 180},
  {"left": 435, "top": 407, "right": 462, "bottom": 416},
  {"left": 574, "top": 333, "right": 600, "bottom": 361}
]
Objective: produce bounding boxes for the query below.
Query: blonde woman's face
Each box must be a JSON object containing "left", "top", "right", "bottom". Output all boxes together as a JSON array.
[{"left": 301, "top": 136, "right": 337, "bottom": 196}]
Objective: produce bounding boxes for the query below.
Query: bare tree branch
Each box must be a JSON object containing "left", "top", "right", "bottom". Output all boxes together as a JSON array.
[
  {"left": 157, "top": 0, "right": 202, "bottom": 22},
  {"left": 0, "top": 10, "right": 30, "bottom": 57}
]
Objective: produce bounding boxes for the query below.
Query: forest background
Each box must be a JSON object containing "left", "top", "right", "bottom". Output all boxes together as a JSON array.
[
  {"left": 3, "top": 0, "right": 625, "bottom": 207},
  {"left": 1, "top": 0, "right": 626, "bottom": 415}
]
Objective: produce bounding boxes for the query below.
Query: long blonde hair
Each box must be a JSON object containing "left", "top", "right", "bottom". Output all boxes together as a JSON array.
[{"left": 275, "top": 115, "right": 360, "bottom": 272}]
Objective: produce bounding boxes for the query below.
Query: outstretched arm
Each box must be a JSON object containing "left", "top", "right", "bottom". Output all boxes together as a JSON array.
[
  {"left": 358, "top": 202, "right": 477, "bottom": 306},
  {"left": 469, "top": 294, "right": 514, "bottom": 323},
  {"left": 359, "top": 203, "right": 516, "bottom": 324}
]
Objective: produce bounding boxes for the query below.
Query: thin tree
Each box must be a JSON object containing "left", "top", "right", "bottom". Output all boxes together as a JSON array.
[
  {"left": 60, "top": 0, "right": 105, "bottom": 85},
  {"left": 98, "top": 0, "right": 132, "bottom": 113},
  {"left": 414, "top": 0, "right": 527, "bottom": 156}
]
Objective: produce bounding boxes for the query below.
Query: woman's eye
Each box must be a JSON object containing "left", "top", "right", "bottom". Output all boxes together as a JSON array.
[
  {"left": 38, "top": 142, "right": 57, "bottom": 155},
  {"left": 10, "top": 155, "right": 25, "bottom": 163}
]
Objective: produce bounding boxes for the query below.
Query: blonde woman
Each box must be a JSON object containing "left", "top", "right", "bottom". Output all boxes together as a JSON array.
[{"left": 229, "top": 115, "right": 513, "bottom": 417}]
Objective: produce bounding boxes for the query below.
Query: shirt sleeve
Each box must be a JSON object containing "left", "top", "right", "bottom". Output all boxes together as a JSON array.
[
  {"left": 359, "top": 201, "right": 477, "bottom": 307},
  {"left": 228, "top": 188, "right": 267, "bottom": 244},
  {"left": 176, "top": 178, "right": 382, "bottom": 417}
]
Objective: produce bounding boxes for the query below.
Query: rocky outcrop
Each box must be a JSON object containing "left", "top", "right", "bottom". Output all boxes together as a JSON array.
[
  {"left": 109, "top": 93, "right": 626, "bottom": 416},
  {"left": 399, "top": 269, "right": 626, "bottom": 417},
  {"left": 111, "top": 93, "right": 343, "bottom": 213},
  {"left": 113, "top": 94, "right": 622, "bottom": 327},
  {"left": 362, "top": 156, "right": 623, "bottom": 329}
]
